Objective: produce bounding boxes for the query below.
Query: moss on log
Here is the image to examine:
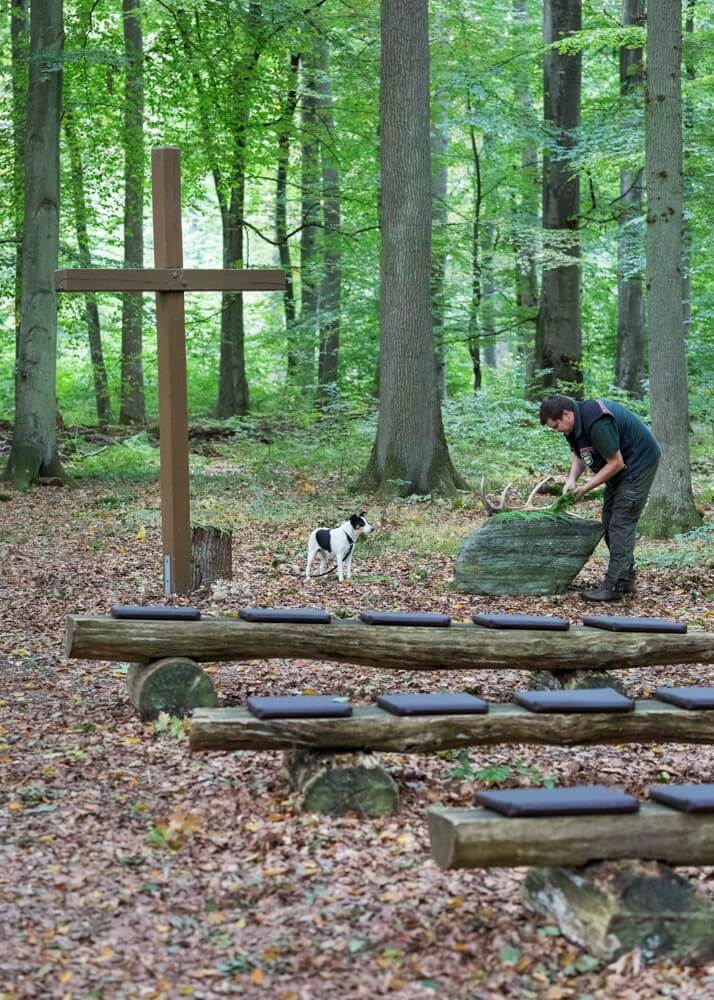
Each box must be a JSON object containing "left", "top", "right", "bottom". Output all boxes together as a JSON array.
[
  {"left": 284, "top": 750, "right": 399, "bottom": 816},
  {"left": 524, "top": 861, "right": 714, "bottom": 963},
  {"left": 127, "top": 657, "right": 218, "bottom": 719},
  {"left": 455, "top": 515, "right": 604, "bottom": 596},
  {"left": 65, "top": 617, "right": 714, "bottom": 672},
  {"left": 427, "top": 804, "right": 714, "bottom": 870},
  {"left": 189, "top": 701, "right": 714, "bottom": 753}
]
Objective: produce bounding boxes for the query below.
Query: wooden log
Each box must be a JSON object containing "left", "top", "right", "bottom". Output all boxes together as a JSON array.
[
  {"left": 427, "top": 804, "right": 714, "bottom": 869},
  {"left": 127, "top": 657, "right": 218, "bottom": 719},
  {"left": 523, "top": 861, "right": 714, "bottom": 963},
  {"left": 64, "top": 617, "right": 714, "bottom": 671},
  {"left": 189, "top": 700, "right": 714, "bottom": 752},
  {"left": 191, "top": 526, "right": 232, "bottom": 591},
  {"left": 284, "top": 749, "right": 399, "bottom": 817}
]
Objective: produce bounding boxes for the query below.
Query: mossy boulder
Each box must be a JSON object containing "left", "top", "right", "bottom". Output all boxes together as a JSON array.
[{"left": 454, "top": 514, "right": 604, "bottom": 596}]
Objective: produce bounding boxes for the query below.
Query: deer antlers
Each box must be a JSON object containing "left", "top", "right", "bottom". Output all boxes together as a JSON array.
[{"left": 479, "top": 476, "right": 553, "bottom": 516}]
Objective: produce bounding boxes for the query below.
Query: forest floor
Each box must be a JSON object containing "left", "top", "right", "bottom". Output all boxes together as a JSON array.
[{"left": 2, "top": 438, "right": 714, "bottom": 1000}]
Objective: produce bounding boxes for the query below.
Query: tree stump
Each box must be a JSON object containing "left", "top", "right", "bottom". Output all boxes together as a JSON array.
[
  {"left": 524, "top": 861, "right": 714, "bottom": 963},
  {"left": 127, "top": 657, "right": 218, "bottom": 719},
  {"left": 191, "top": 526, "right": 232, "bottom": 591},
  {"left": 284, "top": 750, "right": 399, "bottom": 817},
  {"left": 455, "top": 515, "right": 604, "bottom": 596}
]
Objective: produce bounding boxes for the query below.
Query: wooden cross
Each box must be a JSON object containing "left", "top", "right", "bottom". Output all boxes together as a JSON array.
[{"left": 56, "top": 147, "right": 285, "bottom": 595}]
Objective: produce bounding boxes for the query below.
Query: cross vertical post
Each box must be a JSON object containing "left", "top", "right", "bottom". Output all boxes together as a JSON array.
[{"left": 152, "top": 147, "right": 191, "bottom": 595}]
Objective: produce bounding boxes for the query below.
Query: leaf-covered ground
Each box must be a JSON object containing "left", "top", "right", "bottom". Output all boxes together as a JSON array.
[{"left": 2, "top": 459, "right": 714, "bottom": 1000}]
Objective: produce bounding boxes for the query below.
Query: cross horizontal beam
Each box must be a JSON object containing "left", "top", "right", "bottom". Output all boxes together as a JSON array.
[{"left": 55, "top": 268, "right": 286, "bottom": 293}]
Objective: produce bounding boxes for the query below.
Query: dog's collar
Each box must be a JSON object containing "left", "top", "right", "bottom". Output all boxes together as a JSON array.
[{"left": 342, "top": 528, "right": 356, "bottom": 553}]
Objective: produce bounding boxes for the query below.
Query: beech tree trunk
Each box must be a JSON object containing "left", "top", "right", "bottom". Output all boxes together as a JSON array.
[
  {"left": 431, "top": 9, "right": 449, "bottom": 401},
  {"left": 466, "top": 109, "right": 483, "bottom": 394},
  {"left": 11, "top": 0, "right": 28, "bottom": 356},
  {"left": 191, "top": 526, "right": 232, "bottom": 590},
  {"left": 297, "top": 48, "right": 320, "bottom": 391},
  {"left": 5, "top": 0, "right": 65, "bottom": 487},
  {"left": 640, "top": 0, "right": 701, "bottom": 536},
  {"left": 615, "top": 0, "right": 646, "bottom": 397},
  {"left": 361, "top": 0, "right": 465, "bottom": 495},
  {"left": 64, "top": 112, "right": 111, "bottom": 424},
  {"left": 316, "top": 39, "right": 341, "bottom": 405},
  {"left": 534, "top": 0, "right": 582, "bottom": 393},
  {"left": 278, "top": 53, "right": 299, "bottom": 377},
  {"left": 119, "top": 0, "right": 145, "bottom": 425}
]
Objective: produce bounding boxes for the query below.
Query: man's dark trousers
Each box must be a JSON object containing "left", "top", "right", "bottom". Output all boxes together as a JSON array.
[{"left": 602, "top": 460, "right": 659, "bottom": 591}]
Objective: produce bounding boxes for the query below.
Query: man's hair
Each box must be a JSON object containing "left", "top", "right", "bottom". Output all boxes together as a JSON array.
[{"left": 539, "top": 394, "right": 575, "bottom": 425}]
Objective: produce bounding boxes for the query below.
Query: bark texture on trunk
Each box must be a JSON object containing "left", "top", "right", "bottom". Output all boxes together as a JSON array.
[
  {"left": 615, "top": 0, "right": 646, "bottom": 397},
  {"left": 641, "top": 0, "right": 700, "bottom": 537},
  {"left": 11, "top": 0, "right": 28, "bottom": 356},
  {"left": 316, "top": 40, "right": 341, "bottom": 405},
  {"left": 119, "top": 0, "right": 145, "bottom": 425},
  {"left": 64, "top": 112, "right": 111, "bottom": 424},
  {"left": 297, "top": 49, "right": 320, "bottom": 391},
  {"left": 534, "top": 0, "right": 582, "bottom": 393},
  {"left": 6, "top": 0, "right": 64, "bottom": 487},
  {"left": 191, "top": 526, "right": 233, "bottom": 590},
  {"left": 278, "top": 54, "right": 299, "bottom": 376},
  {"left": 362, "top": 0, "right": 464, "bottom": 496}
]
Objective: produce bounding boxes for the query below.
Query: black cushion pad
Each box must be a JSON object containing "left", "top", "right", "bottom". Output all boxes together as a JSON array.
[
  {"left": 360, "top": 611, "right": 451, "bottom": 627},
  {"left": 111, "top": 605, "right": 201, "bottom": 621},
  {"left": 474, "top": 785, "right": 640, "bottom": 817},
  {"left": 472, "top": 613, "right": 570, "bottom": 631},
  {"left": 653, "top": 687, "right": 714, "bottom": 710},
  {"left": 239, "top": 607, "right": 331, "bottom": 624},
  {"left": 514, "top": 688, "right": 635, "bottom": 714},
  {"left": 247, "top": 696, "right": 352, "bottom": 719},
  {"left": 582, "top": 615, "right": 686, "bottom": 633},
  {"left": 376, "top": 693, "right": 488, "bottom": 716},
  {"left": 649, "top": 784, "right": 714, "bottom": 813}
]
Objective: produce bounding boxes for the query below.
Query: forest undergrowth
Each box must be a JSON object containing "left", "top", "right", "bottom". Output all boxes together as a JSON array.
[{"left": 1, "top": 417, "right": 714, "bottom": 999}]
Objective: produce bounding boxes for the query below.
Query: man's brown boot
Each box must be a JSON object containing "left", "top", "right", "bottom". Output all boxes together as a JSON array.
[{"left": 582, "top": 586, "right": 624, "bottom": 602}]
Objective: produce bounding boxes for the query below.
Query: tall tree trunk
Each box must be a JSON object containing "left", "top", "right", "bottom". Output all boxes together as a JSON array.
[
  {"left": 119, "top": 0, "right": 145, "bottom": 425},
  {"left": 217, "top": 177, "right": 249, "bottom": 416},
  {"left": 297, "top": 49, "right": 320, "bottom": 391},
  {"left": 615, "top": 0, "right": 646, "bottom": 397},
  {"left": 431, "top": 9, "right": 449, "bottom": 402},
  {"left": 64, "top": 112, "right": 111, "bottom": 423},
  {"left": 534, "top": 0, "right": 582, "bottom": 394},
  {"left": 5, "top": 0, "right": 64, "bottom": 486},
  {"left": 466, "top": 108, "right": 483, "bottom": 394},
  {"left": 640, "top": 0, "right": 700, "bottom": 536},
  {"left": 361, "top": 0, "right": 465, "bottom": 497},
  {"left": 316, "top": 39, "right": 341, "bottom": 406},
  {"left": 278, "top": 53, "right": 299, "bottom": 378},
  {"left": 512, "top": 0, "right": 540, "bottom": 395},
  {"left": 682, "top": 0, "right": 695, "bottom": 335},
  {"left": 11, "top": 0, "right": 28, "bottom": 357},
  {"left": 481, "top": 221, "right": 497, "bottom": 367}
]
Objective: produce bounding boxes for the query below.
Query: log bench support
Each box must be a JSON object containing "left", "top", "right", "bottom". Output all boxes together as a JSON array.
[
  {"left": 428, "top": 805, "right": 714, "bottom": 963},
  {"left": 284, "top": 750, "right": 399, "bottom": 817},
  {"left": 127, "top": 657, "right": 218, "bottom": 720}
]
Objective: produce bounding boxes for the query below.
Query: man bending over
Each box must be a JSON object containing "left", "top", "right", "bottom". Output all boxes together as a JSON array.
[{"left": 540, "top": 394, "right": 661, "bottom": 602}]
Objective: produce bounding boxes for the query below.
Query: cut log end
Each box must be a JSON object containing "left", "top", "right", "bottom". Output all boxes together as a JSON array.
[
  {"left": 284, "top": 750, "right": 399, "bottom": 817},
  {"left": 127, "top": 657, "right": 218, "bottom": 720},
  {"left": 524, "top": 861, "right": 714, "bottom": 964}
]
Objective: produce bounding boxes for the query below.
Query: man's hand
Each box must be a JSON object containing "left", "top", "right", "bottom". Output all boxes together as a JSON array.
[
  {"left": 563, "top": 479, "right": 577, "bottom": 495},
  {"left": 574, "top": 484, "right": 588, "bottom": 500}
]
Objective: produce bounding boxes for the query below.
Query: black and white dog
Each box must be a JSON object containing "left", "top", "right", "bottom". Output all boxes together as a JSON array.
[{"left": 305, "top": 513, "right": 373, "bottom": 582}]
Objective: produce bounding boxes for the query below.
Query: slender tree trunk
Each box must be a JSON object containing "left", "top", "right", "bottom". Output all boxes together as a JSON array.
[
  {"left": 119, "top": 0, "right": 145, "bottom": 425},
  {"left": 297, "top": 49, "right": 320, "bottom": 391},
  {"left": 316, "top": 39, "right": 341, "bottom": 406},
  {"left": 615, "top": 0, "right": 646, "bottom": 397},
  {"left": 466, "top": 111, "right": 483, "bottom": 394},
  {"left": 682, "top": 1, "right": 695, "bottom": 335},
  {"left": 512, "top": 0, "right": 540, "bottom": 395},
  {"left": 64, "top": 112, "right": 111, "bottom": 423},
  {"left": 217, "top": 178, "right": 249, "bottom": 416},
  {"left": 361, "top": 0, "right": 465, "bottom": 497},
  {"left": 6, "top": 0, "right": 64, "bottom": 486},
  {"left": 640, "top": 0, "right": 700, "bottom": 536},
  {"left": 11, "top": 0, "right": 28, "bottom": 357},
  {"left": 278, "top": 53, "right": 299, "bottom": 378},
  {"left": 481, "top": 222, "right": 497, "bottom": 367},
  {"left": 534, "top": 0, "right": 582, "bottom": 394}
]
